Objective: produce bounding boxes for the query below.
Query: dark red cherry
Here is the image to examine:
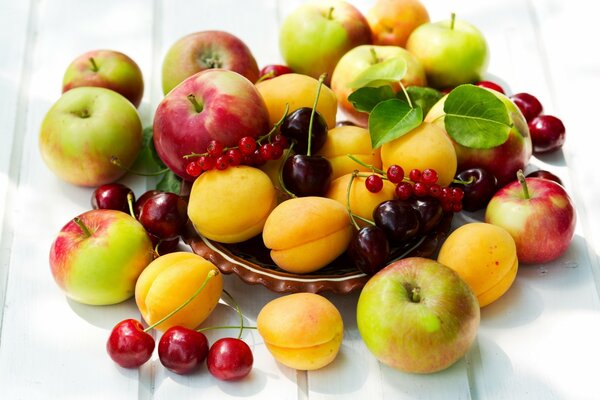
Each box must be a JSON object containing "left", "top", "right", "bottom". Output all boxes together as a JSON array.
[
  {"left": 528, "top": 115, "right": 566, "bottom": 154},
  {"left": 526, "top": 170, "right": 563, "bottom": 186},
  {"left": 348, "top": 226, "right": 390, "bottom": 276},
  {"left": 510, "top": 92, "right": 543, "bottom": 122},
  {"left": 106, "top": 319, "right": 155, "bottom": 369},
  {"left": 91, "top": 183, "right": 134, "bottom": 213},
  {"left": 282, "top": 154, "right": 332, "bottom": 197},
  {"left": 476, "top": 81, "right": 505, "bottom": 94},
  {"left": 134, "top": 190, "right": 163, "bottom": 218},
  {"left": 453, "top": 168, "right": 498, "bottom": 211},
  {"left": 280, "top": 107, "right": 328, "bottom": 155},
  {"left": 409, "top": 197, "right": 443, "bottom": 234},
  {"left": 148, "top": 232, "right": 180, "bottom": 256},
  {"left": 258, "top": 64, "right": 293, "bottom": 81},
  {"left": 138, "top": 192, "right": 188, "bottom": 240},
  {"left": 207, "top": 338, "right": 253, "bottom": 381},
  {"left": 373, "top": 200, "right": 421, "bottom": 245},
  {"left": 158, "top": 326, "right": 209, "bottom": 375}
]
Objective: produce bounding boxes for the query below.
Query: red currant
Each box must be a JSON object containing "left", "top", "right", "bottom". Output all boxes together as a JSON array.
[
  {"left": 421, "top": 168, "right": 438, "bottom": 184},
  {"left": 207, "top": 140, "right": 225, "bottom": 157},
  {"left": 386, "top": 164, "right": 404, "bottom": 184},
  {"left": 215, "top": 155, "right": 229, "bottom": 170},
  {"left": 271, "top": 142, "right": 284, "bottom": 159},
  {"left": 226, "top": 148, "right": 243, "bottom": 166},
  {"left": 441, "top": 187, "right": 452, "bottom": 201},
  {"left": 395, "top": 182, "right": 413, "bottom": 200},
  {"left": 259, "top": 143, "right": 274, "bottom": 161},
  {"left": 185, "top": 161, "right": 202, "bottom": 177},
  {"left": 452, "top": 202, "right": 463, "bottom": 213},
  {"left": 272, "top": 134, "right": 288, "bottom": 148},
  {"left": 409, "top": 168, "right": 422, "bottom": 183},
  {"left": 252, "top": 149, "right": 266, "bottom": 166},
  {"left": 198, "top": 155, "right": 215, "bottom": 171},
  {"left": 451, "top": 187, "right": 464, "bottom": 202},
  {"left": 428, "top": 184, "right": 442, "bottom": 198},
  {"left": 365, "top": 175, "right": 384, "bottom": 193},
  {"left": 238, "top": 136, "right": 257, "bottom": 155},
  {"left": 413, "top": 182, "right": 428, "bottom": 197}
]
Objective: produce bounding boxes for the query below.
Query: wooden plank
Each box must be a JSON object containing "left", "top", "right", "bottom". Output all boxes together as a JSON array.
[{"left": 0, "top": 0, "right": 153, "bottom": 398}]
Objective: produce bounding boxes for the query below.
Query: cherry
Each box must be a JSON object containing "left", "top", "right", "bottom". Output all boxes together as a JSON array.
[
  {"left": 348, "top": 225, "right": 390, "bottom": 276},
  {"left": 409, "top": 197, "right": 443, "bottom": 234},
  {"left": 207, "top": 338, "right": 253, "bottom": 381},
  {"left": 526, "top": 169, "right": 563, "bottom": 186},
  {"left": 453, "top": 168, "right": 498, "bottom": 211},
  {"left": 510, "top": 92, "right": 543, "bottom": 122},
  {"left": 258, "top": 64, "right": 293, "bottom": 81},
  {"left": 106, "top": 319, "right": 155, "bottom": 368},
  {"left": 282, "top": 154, "right": 332, "bottom": 197},
  {"left": 280, "top": 107, "right": 328, "bottom": 154},
  {"left": 528, "top": 115, "right": 566, "bottom": 154},
  {"left": 158, "top": 326, "right": 209, "bottom": 374},
  {"left": 138, "top": 192, "right": 188, "bottom": 240},
  {"left": 91, "top": 183, "right": 133, "bottom": 213},
  {"left": 476, "top": 81, "right": 505, "bottom": 94},
  {"left": 134, "top": 190, "right": 163, "bottom": 218},
  {"left": 148, "top": 232, "right": 180, "bottom": 256},
  {"left": 373, "top": 200, "right": 421, "bottom": 245}
]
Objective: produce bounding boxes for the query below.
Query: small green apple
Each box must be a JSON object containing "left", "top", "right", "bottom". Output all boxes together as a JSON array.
[{"left": 406, "top": 13, "right": 488, "bottom": 89}]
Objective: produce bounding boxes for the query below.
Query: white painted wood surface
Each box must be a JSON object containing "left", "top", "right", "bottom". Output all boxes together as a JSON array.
[{"left": 1, "top": 0, "right": 599, "bottom": 399}]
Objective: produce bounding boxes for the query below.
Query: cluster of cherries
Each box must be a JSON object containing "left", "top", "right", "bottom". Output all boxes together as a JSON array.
[{"left": 91, "top": 183, "right": 187, "bottom": 256}]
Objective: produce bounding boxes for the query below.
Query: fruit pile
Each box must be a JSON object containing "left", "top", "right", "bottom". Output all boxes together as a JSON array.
[{"left": 41, "top": 0, "right": 577, "bottom": 379}]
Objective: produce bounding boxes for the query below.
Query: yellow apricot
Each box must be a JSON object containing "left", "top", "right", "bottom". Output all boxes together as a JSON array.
[
  {"left": 257, "top": 293, "right": 343, "bottom": 370},
  {"left": 188, "top": 166, "right": 277, "bottom": 243},
  {"left": 437, "top": 223, "right": 518, "bottom": 307},
  {"left": 135, "top": 252, "right": 222, "bottom": 331},
  {"left": 325, "top": 173, "right": 395, "bottom": 224},
  {"left": 263, "top": 197, "right": 353, "bottom": 273},
  {"left": 256, "top": 73, "right": 337, "bottom": 129},
  {"left": 317, "top": 125, "right": 382, "bottom": 180},
  {"left": 380, "top": 122, "right": 457, "bottom": 187}
]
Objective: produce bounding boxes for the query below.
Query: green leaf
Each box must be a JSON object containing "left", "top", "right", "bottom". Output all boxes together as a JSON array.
[
  {"left": 348, "top": 86, "right": 396, "bottom": 113},
  {"left": 396, "top": 86, "right": 443, "bottom": 116},
  {"left": 156, "top": 170, "right": 182, "bottom": 194},
  {"left": 443, "top": 84, "right": 512, "bottom": 149},
  {"left": 368, "top": 99, "right": 423, "bottom": 148},
  {"left": 132, "top": 127, "right": 166, "bottom": 172},
  {"left": 347, "top": 56, "right": 407, "bottom": 89}
]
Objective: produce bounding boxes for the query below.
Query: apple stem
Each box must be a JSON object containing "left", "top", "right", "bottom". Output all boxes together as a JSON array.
[
  {"left": 411, "top": 287, "right": 421, "bottom": 303},
  {"left": 370, "top": 48, "right": 379, "bottom": 64},
  {"left": 307, "top": 73, "right": 327, "bottom": 157},
  {"left": 222, "top": 289, "right": 245, "bottom": 339},
  {"left": 73, "top": 217, "right": 92, "bottom": 238},
  {"left": 143, "top": 269, "right": 218, "bottom": 333},
  {"left": 327, "top": 6, "right": 334, "bottom": 19},
  {"left": 517, "top": 169, "right": 530, "bottom": 199},
  {"left": 126, "top": 192, "right": 136, "bottom": 219},
  {"left": 450, "top": 12, "right": 456, "bottom": 30},
  {"left": 187, "top": 94, "right": 204, "bottom": 113},
  {"left": 89, "top": 57, "right": 99, "bottom": 72}
]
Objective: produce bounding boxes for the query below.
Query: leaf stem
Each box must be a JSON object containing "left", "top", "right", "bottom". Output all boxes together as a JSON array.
[
  {"left": 111, "top": 156, "right": 170, "bottom": 176},
  {"left": 399, "top": 81, "right": 413, "bottom": 109}
]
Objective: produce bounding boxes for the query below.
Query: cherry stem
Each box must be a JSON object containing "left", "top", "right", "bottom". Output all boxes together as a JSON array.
[
  {"left": 278, "top": 143, "right": 297, "bottom": 199},
  {"left": 346, "top": 171, "right": 361, "bottom": 230},
  {"left": 452, "top": 176, "right": 476, "bottom": 185},
  {"left": 126, "top": 192, "right": 136, "bottom": 219},
  {"left": 143, "top": 269, "right": 218, "bottom": 333},
  {"left": 89, "top": 57, "right": 99, "bottom": 72},
  {"left": 73, "top": 217, "right": 92, "bottom": 238},
  {"left": 197, "top": 325, "right": 257, "bottom": 333},
  {"left": 110, "top": 156, "right": 170, "bottom": 176},
  {"left": 222, "top": 289, "right": 244, "bottom": 339},
  {"left": 517, "top": 169, "right": 530, "bottom": 200},
  {"left": 187, "top": 94, "right": 203, "bottom": 113},
  {"left": 307, "top": 73, "right": 327, "bottom": 157},
  {"left": 450, "top": 12, "right": 456, "bottom": 30},
  {"left": 347, "top": 154, "right": 385, "bottom": 175}
]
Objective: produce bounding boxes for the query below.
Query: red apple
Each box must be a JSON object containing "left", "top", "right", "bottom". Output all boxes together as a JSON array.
[
  {"left": 153, "top": 69, "right": 270, "bottom": 181},
  {"left": 485, "top": 172, "right": 576, "bottom": 264},
  {"left": 356, "top": 257, "right": 480, "bottom": 373},
  {"left": 161, "top": 31, "right": 259, "bottom": 94},
  {"left": 50, "top": 209, "right": 154, "bottom": 305},
  {"left": 62, "top": 49, "right": 144, "bottom": 107}
]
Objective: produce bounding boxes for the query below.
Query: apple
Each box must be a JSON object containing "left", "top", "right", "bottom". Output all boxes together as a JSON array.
[
  {"left": 367, "top": 0, "right": 430, "bottom": 47},
  {"left": 331, "top": 44, "right": 427, "bottom": 127},
  {"left": 485, "top": 172, "right": 576, "bottom": 264},
  {"left": 162, "top": 31, "right": 259, "bottom": 94},
  {"left": 153, "top": 69, "right": 270, "bottom": 181},
  {"left": 425, "top": 88, "right": 532, "bottom": 187},
  {"left": 62, "top": 49, "right": 144, "bottom": 107},
  {"left": 356, "top": 257, "right": 480, "bottom": 373},
  {"left": 279, "top": 0, "right": 372, "bottom": 83},
  {"left": 39, "top": 86, "right": 143, "bottom": 187},
  {"left": 49, "top": 209, "right": 154, "bottom": 305},
  {"left": 406, "top": 13, "right": 488, "bottom": 89}
]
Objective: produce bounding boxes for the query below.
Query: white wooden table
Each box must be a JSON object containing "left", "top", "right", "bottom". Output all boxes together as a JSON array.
[{"left": 1, "top": 0, "right": 600, "bottom": 399}]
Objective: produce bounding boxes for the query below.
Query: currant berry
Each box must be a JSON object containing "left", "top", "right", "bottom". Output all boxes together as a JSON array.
[
  {"left": 421, "top": 168, "right": 438, "bottom": 185},
  {"left": 409, "top": 168, "right": 422, "bottom": 183},
  {"left": 413, "top": 182, "right": 428, "bottom": 197},
  {"left": 395, "top": 182, "right": 413, "bottom": 200},
  {"left": 451, "top": 187, "right": 464, "bottom": 202},
  {"left": 386, "top": 164, "right": 404, "bottom": 184},
  {"left": 197, "top": 155, "right": 215, "bottom": 171},
  {"left": 452, "top": 202, "right": 463, "bottom": 213},
  {"left": 207, "top": 140, "right": 225, "bottom": 157},
  {"left": 215, "top": 155, "right": 229, "bottom": 170},
  {"left": 238, "top": 136, "right": 257, "bottom": 155},
  {"left": 272, "top": 134, "right": 288, "bottom": 148},
  {"left": 428, "top": 184, "right": 442, "bottom": 198},
  {"left": 185, "top": 161, "right": 202, "bottom": 177},
  {"left": 226, "top": 148, "right": 243, "bottom": 166},
  {"left": 365, "top": 174, "right": 384, "bottom": 193},
  {"left": 271, "top": 142, "right": 284, "bottom": 160}
]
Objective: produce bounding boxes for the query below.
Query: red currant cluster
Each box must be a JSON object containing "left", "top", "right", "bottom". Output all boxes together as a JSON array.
[
  {"left": 184, "top": 134, "right": 289, "bottom": 178},
  {"left": 365, "top": 165, "right": 464, "bottom": 213}
]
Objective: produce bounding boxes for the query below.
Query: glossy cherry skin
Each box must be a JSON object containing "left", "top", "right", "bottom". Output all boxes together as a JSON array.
[
  {"left": 510, "top": 92, "right": 543, "bottom": 122},
  {"left": 453, "top": 168, "right": 498, "bottom": 212},
  {"left": 348, "top": 226, "right": 390, "bottom": 276},
  {"left": 148, "top": 232, "right": 180, "bottom": 256},
  {"left": 528, "top": 115, "right": 566, "bottom": 154},
  {"left": 91, "top": 183, "right": 134, "bottom": 213},
  {"left": 373, "top": 200, "right": 421, "bottom": 246},
  {"left": 280, "top": 107, "right": 328, "bottom": 155},
  {"left": 158, "top": 326, "right": 209, "bottom": 375},
  {"left": 134, "top": 190, "right": 163, "bottom": 218},
  {"left": 409, "top": 197, "right": 443, "bottom": 234},
  {"left": 207, "top": 338, "right": 253, "bottom": 381},
  {"left": 476, "top": 81, "right": 505, "bottom": 94},
  {"left": 282, "top": 154, "right": 332, "bottom": 197},
  {"left": 138, "top": 192, "right": 188, "bottom": 240},
  {"left": 106, "top": 319, "right": 155, "bottom": 368},
  {"left": 526, "top": 169, "right": 563, "bottom": 186},
  {"left": 259, "top": 64, "right": 293, "bottom": 81}
]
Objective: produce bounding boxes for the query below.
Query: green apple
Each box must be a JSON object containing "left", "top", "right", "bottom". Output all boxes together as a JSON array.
[
  {"left": 62, "top": 49, "right": 144, "bottom": 108},
  {"left": 356, "top": 257, "right": 480, "bottom": 373},
  {"left": 39, "top": 86, "right": 143, "bottom": 187},
  {"left": 49, "top": 209, "right": 154, "bottom": 305},
  {"left": 406, "top": 13, "right": 488, "bottom": 89},
  {"left": 279, "top": 0, "right": 372, "bottom": 82}
]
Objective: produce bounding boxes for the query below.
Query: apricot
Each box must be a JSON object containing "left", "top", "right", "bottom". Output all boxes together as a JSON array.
[
  {"left": 325, "top": 173, "right": 395, "bottom": 224},
  {"left": 257, "top": 293, "right": 343, "bottom": 370},
  {"left": 380, "top": 122, "right": 457, "bottom": 186},
  {"left": 188, "top": 166, "right": 277, "bottom": 243},
  {"left": 256, "top": 73, "right": 337, "bottom": 129},
  {"left": 262, "top": 197, "right": 353, "bottom": 274},
  {"left": 317, "top": 125, "right": 382, "bottom": 180},
  {"left": 437, "top": 223, "right": 518, "bottom": 307},
  {"left": 135, "top": 252, "right": 222, "bottom": 331},
  {"left": 367, "top": 0, "right": 430, "bottom": 47}
]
